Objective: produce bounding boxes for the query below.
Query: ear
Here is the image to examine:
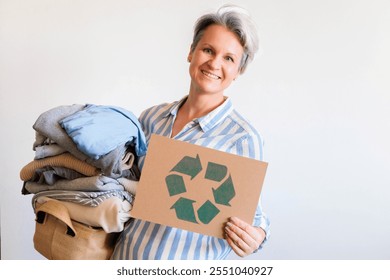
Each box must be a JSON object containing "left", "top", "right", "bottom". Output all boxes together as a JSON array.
[{"left": 187, "top": 45, "right": 193, "bottom": 63}]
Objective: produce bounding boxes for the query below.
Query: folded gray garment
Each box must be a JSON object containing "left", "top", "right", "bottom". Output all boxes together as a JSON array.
[
  {"left": 34, "top": 142, "right": 67, "bottom": 159},
  {"left": 31, "top": 189, "right": 133, "bottom": 207},
  {"left": 32, "top": 104, "right": 128, "bottom": 178},
  {"left": 31, "top": 166, "right": 85, "bottom": 185},
  {"left": 23, "top": 175, "right": 128, "bottom": 194}
]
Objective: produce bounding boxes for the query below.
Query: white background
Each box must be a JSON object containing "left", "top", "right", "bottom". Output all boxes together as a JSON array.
[{"left": 1, "top": 0, "right": 389, "bottom": 260}]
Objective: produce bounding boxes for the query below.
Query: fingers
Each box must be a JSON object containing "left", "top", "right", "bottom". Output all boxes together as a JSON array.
[
  {"left": 229, "top": 216, "right": 265, "bottom": 245},
  {"left": 225, "top": 224, "right": 252, "bottom": 257},
  {"left": 224, "top": 217, "right": 265, "bottom": 257}
]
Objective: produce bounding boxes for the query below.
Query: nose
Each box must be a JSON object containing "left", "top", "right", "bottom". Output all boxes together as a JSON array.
[{"left": 207, "top": 55, "right": 222, "bottom": 70}]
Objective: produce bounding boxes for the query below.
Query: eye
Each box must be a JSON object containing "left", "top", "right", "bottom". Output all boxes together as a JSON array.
[
  {"left": 225, "top": 56, "right": 234, "bottom": 62},
  {"left": 203, "top": 48, "right": 213, "bottom": 54}
]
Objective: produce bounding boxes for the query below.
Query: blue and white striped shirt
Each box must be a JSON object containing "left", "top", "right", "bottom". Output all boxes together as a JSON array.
[{"left": 111, "top": 96, "right": 270, "bottom": 260}]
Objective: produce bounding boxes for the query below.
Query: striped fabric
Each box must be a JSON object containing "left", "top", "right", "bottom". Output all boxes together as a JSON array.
[{"left": 111, "top": 96, "right": 270, "bottom": 260}]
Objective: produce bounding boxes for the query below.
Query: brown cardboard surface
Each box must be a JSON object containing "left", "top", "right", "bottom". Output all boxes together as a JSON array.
[{"left": 131, "top": 134, "right": 268, "bottom": 239}]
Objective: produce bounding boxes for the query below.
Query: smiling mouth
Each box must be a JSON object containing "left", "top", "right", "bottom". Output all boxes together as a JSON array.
[{"left": 201, "top": 70, "right": 221, "bottom": 80}]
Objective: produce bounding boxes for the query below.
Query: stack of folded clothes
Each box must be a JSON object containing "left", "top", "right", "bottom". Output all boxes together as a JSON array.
[{"left": 20, "top": 104, "right": 147, "bottom": 233}]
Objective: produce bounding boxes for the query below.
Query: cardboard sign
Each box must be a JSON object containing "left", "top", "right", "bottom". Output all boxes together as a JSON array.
[{"left": 131, "top": 134, "right": 268, "bottom": 239}]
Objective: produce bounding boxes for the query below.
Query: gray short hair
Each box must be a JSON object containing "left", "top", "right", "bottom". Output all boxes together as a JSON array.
[{"left": 190, "top": 5, "right": 259, "bottom": 74}]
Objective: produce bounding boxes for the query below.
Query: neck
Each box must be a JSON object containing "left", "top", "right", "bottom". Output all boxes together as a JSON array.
[{"left": 181, "top": 93, "right": 225, "bottom": 120}]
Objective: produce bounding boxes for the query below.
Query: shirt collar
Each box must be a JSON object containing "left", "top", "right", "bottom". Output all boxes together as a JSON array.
[
  {"left": 162, "top": 96, "right": 187, "bottom": 118},
  {"left": 165, "top": 95, "right": 234, "bottom": 133}
]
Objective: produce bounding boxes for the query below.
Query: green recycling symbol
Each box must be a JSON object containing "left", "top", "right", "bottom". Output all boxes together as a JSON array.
[{"left": 165, "top": 154, "right": 236, "bottom": 224}]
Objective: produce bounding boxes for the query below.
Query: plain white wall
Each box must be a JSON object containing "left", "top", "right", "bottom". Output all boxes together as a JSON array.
[{"left": 1, "top": 0, "right": 389, "bottom": 260}]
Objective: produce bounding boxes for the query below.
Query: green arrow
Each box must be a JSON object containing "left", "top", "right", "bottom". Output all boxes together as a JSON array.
[
  {"left": 212, "top": 175, "right": 236, "bottom": 206},
  {"left": 205, "top": 162, "right": 227, "bottom": 182},
  {"left": 197, "top": 200, "right": 220, "bottom": 224},
  {"left": 171, "top": 154, "right": 202, "bottom": 179},
  {"left": 170, "top": 197, "right": 198, "bottom": 224},
  {"left": 165, "top": 174, "right": 186, "bottom": 196}
]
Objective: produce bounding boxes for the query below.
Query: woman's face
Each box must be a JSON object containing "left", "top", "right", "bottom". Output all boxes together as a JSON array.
[{"left": 188, "top": 24, "right": 244, "bottom": 97}]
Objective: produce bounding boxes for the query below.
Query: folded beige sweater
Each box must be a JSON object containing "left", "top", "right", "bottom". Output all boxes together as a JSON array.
[
  {"left": 20, "top": 152, "right": 100, "bottom": 181},
  {"left": 35, "top": 196, "right": 132, "bottom": 233}
]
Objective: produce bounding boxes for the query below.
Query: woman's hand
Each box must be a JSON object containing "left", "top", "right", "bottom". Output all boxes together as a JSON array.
[{"left": 224, "top": 216, "right": 266, "bottom": 257}]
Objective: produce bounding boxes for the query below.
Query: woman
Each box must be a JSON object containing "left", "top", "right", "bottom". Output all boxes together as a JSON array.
[{"left": 111, "top": 4, "right": 270, "bottom": 260}]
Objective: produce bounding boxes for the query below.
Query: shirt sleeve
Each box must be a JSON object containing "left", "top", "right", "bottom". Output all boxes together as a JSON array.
[
  {"left": 252, "top": 200, "right": 271, "bottom": 251},
  {"left": 237, "top": 134, "right": 270, "bottom": 251}
]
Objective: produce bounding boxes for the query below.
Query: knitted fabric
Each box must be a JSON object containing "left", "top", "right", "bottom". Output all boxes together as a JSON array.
[{"left": 20, "top": 152, "right": 100, "bottom": 181}]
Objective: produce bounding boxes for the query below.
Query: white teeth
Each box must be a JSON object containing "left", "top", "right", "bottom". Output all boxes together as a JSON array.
[{"left": 201, "top": 70, "right": 220, "bottom": 80}]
